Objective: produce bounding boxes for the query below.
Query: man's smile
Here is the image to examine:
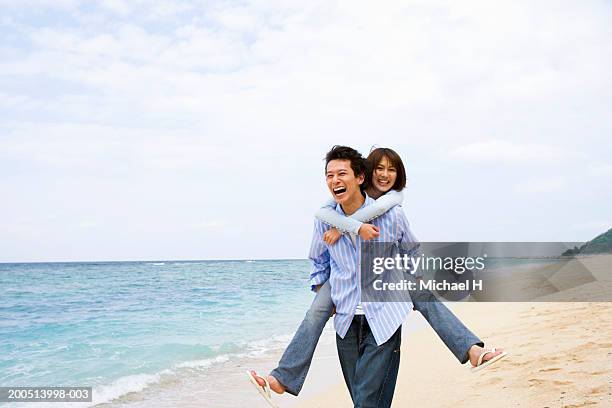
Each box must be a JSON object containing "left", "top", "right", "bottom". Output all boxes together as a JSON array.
[{"left": 333, "top": 186, "right": 347, "bottom": 198}]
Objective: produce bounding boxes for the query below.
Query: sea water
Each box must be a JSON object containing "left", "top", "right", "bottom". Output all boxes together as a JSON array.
[{"left": 0, "top": 260, "right": 315, "bottom": 406}]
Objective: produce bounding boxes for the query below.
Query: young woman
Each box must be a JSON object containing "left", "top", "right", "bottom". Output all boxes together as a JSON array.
[{"left": 248, "top": 148, "right": 506, "bottom": 406}]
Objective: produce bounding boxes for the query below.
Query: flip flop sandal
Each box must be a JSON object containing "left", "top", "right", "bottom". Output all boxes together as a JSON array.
[{"left": 471, "top": 348, "right": 508, "bottom": 373}]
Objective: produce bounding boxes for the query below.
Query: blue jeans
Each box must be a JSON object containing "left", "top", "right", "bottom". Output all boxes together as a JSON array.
[
  {"left": 270, "top": 281, "right": 335, "bottom": 395},
  {"left": 270, "top": 278, "right": 482, "bottom": 396},
  {"left": 409, "top": 279, "right": 483, "bottom": 363},
  {"left": 337, "top": 315, "right": 401, "bottom": 408}
]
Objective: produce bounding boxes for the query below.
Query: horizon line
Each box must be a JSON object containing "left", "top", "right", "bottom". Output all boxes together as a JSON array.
[{"left": 0, "top": 257, "right": 309, "bottom": 265}]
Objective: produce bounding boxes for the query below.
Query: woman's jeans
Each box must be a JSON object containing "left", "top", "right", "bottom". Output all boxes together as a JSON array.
[{"left": 270, "top": 278, "right": 483, "bottom": 396}]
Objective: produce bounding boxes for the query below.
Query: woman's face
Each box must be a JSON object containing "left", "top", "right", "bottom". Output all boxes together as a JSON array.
[{"left": 371, "top": 156, "right": 397, "bottom": 193}]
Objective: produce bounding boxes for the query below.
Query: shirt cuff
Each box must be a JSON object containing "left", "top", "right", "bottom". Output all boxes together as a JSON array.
[{"left": 309, "top": 273, "right": 329, "bottom": 292}]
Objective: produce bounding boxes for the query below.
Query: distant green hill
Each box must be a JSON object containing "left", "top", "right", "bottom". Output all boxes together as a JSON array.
[{"left": 562, "top": 228, "right": 612, "bottom": 256}]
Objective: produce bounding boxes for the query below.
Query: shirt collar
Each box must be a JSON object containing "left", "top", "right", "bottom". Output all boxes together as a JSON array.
[{"left": 336, "top": 193, "right": 373, "bottom": 215}]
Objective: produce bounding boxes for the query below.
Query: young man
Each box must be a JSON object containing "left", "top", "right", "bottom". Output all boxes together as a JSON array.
[{"left": 308, "top": 145, "right": 418, "bottom": 408}]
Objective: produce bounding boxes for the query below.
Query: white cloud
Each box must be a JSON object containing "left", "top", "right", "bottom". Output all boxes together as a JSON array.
[
  {"left": 98, "top": 0, "right": 131, "bottom": 15},
  {"left": 587, "top": 161, "right": 612, "bottom": 178},
  {"left": 0, "top": 121, "right": 240, "bottom": 171},
  {"left": 3, "top": 0, "right": 610, "bottom": 137},
  {"left": 78, "top": 220, "right": 99, "bottom": 229},
  {"left": 213, "top": 6, "right": 261, "bottom": 32},
  {"left": 514, "top": 177, "right": 567, "bottom": 193},
  {"left": 572, "top": 220, "right": 612, "bottom": 232},
  {"left": 0, "top": 0, "right": 79, "bottom": 11},
  {"left": 193, "top": 220, "right": 226, "bottom": 229},
  {"left": 448, "top": 140, "right": 568, "bottom": 163},
  {"left": 1, "top": 0, "right": 611, "bottom": 260},
  {"left": 0, "top": 93, "right": 30, "bottom": 107}
]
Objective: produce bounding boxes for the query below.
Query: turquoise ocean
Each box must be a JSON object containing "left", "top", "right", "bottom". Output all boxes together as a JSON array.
[{"left": 0, "top": 260, "right": 315, "bottom": 406}]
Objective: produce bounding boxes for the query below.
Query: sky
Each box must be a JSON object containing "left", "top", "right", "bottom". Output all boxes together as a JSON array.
[{"left": 1, "top": 0, "right": 611, "bottom": 262}]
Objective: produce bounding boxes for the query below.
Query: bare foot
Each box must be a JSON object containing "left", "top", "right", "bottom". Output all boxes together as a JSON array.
[
  {"left": 468, "top": 345, "right": 504, "bottom": 367},
  {"left": 249, "top": 370, "right": 286, "bottom": 394}
]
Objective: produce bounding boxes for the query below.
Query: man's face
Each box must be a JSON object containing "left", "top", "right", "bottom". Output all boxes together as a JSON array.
[{"left": 326, "top": 159, "right": 364, "bottom": 205}]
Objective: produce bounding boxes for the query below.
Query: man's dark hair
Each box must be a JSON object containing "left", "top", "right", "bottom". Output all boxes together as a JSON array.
[{"left": 324, "top": 145, "right": 367, "bottom": 179}]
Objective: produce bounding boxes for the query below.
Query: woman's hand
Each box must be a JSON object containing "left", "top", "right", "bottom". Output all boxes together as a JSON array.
[
  {"left": 358, "top": 224, "right": 380, "bottom": 240},
  {"left": 323, "top": 228, "right": 342, "bottom": 245}
]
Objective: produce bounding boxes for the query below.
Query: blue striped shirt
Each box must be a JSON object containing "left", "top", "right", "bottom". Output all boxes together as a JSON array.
[{"left": 308, "top": 195, "right": 418, "bottom": 345}]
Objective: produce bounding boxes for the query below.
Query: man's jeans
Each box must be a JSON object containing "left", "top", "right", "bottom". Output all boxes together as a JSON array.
[
  {"left": 337, "top": 316, "right": 401, "bottom": 408},
  {"left": 270, "top": 279, "right": 482, "bottom": 396}
]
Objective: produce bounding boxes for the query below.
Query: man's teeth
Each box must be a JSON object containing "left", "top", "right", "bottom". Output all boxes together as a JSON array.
[{"left": 334, "top": 187, "right": 347, "bottom": 194}]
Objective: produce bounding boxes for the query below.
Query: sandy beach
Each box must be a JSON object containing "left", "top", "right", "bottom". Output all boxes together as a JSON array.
[
  {"left": 269, "top": 255, "right": 612, "bottom": 408},
  {"left": 291, "top": 301, "right": 611, "bottom": 408}
]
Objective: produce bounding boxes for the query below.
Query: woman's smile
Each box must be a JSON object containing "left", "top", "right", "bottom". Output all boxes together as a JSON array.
[{"left": 372, "top": 156, "right": 397, "bottom": 193}]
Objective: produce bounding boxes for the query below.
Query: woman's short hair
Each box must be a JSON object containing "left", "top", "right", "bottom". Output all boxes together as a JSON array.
[{"left": 366, "top": 147, "right": 406, "bottom": 191}]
